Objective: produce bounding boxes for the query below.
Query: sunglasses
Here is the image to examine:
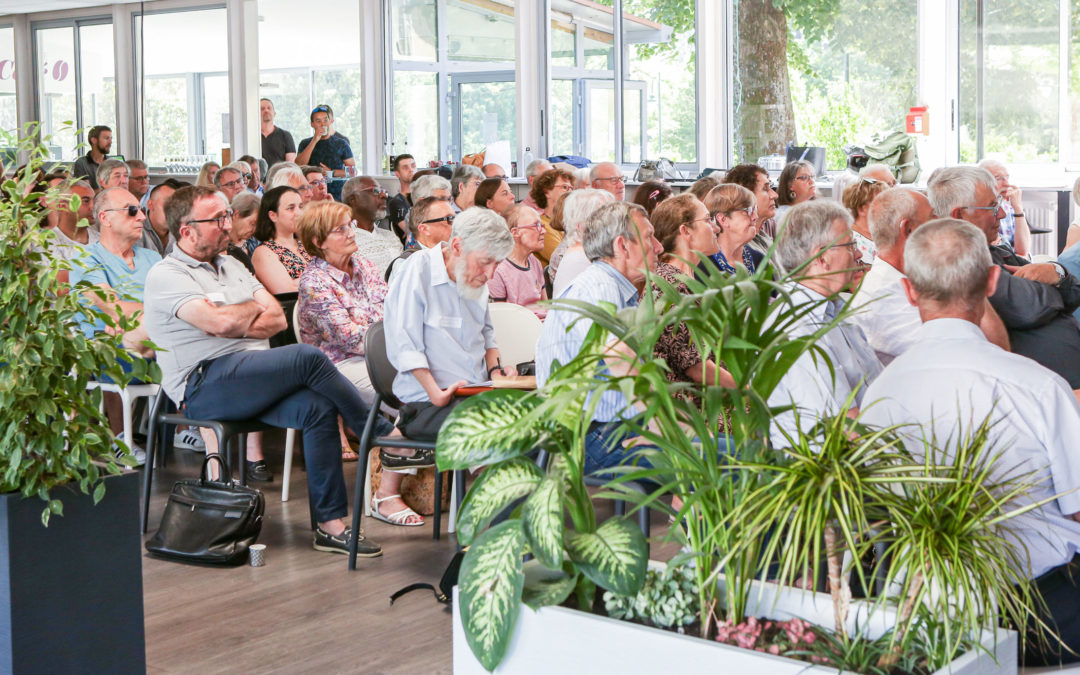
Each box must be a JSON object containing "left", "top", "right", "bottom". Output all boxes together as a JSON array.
[{"left": 102, "top": 204, "right": 141, "bottom": 218}]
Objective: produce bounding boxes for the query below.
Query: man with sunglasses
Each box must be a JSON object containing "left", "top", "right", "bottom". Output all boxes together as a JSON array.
[
  {"left": 341, "top": 176, "right": 402, "bottom": 277},
  {"left": 385, "top": 197, "right": 456, "bottom": 283},
  {"left": 213, "top": 166, "right": 247, "bottom": 202},
  {"left": 144, "top": 185, "right": 392, "bottom": 557},
  {"left": 929, "top": 166, "right": 1080, "bottom": 390},
  {"left": 295, "top": 104, "right": 355, "bottom": 179}
]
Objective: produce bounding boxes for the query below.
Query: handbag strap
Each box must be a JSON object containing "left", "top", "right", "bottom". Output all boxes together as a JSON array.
[{"left": 200, "top": 453, "right": 232, "bottom": 484}]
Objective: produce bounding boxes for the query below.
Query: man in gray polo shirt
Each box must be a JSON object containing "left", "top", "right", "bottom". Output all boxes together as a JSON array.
[{"left": 143, "top": 185, "right": 392, "bottom": 557}]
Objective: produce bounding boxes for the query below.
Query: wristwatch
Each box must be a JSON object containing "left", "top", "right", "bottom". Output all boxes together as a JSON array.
[{"left": 1052, "top": 261, "right": 1067, "bottom": 284}]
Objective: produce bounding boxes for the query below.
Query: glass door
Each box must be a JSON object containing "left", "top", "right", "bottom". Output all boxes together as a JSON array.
[{"left": 449, "top": 72, "right": 516, "bottom": 163}]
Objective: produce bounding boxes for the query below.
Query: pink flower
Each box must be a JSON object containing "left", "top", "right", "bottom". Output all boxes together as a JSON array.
[{"left": 768, "top": 644, "right": 780, "bottom": 655}]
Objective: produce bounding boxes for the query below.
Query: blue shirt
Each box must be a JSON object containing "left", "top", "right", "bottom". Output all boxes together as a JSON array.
[
  {"left": 296, "top": 132, "right": 353, "bottom": 170},
  {"left": 1058, "top": 244, "right": 1080, "bottom": 323},
  {"left": 535, "top": 260, "right": 640, "bottom": 423},
  {"left": 383, "top": 244, "right": 497, "bottom": 404},
  {"left": 71, "top": 242, "right": 162, "bottom": 336}
]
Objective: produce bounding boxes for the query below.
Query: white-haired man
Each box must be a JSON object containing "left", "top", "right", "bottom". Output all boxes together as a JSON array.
[
  {"left": 383, "top": 206, "right": 516, "bottom": 440},
  {"left": 590, "top": 162, "right": 626, "bottom": 201},
  {"left": 862, "top": 218, "right": 1080, "bottom": 667},
  {"left": 978, "top": 158, "right": 1031, "bottom": 257},
  {"left": 928, "top": 166, "right": 1080, "bottom": 389},
  {"left": 853, "top": 187, "right": 1008, "bottom": 364},
  {"left": 769, "top": 200, "right": 883, "bottom": 444}
]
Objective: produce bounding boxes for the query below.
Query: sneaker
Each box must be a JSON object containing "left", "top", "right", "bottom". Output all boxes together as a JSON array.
[
  {"left": 174, "top": 428, "right": 206, "bottom": 452},
  {"left": 114, "top": 432, "right": 147, "bottom": 467},
  {"left": 313, "top": 526, "right": 382, "bottom": 557},
  {"left": 245, "top": 459, "right": 273, "bottom": 483}
]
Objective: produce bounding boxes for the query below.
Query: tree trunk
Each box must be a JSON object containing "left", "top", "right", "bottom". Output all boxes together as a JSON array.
[
  {"left": 824, "top": 524, "right": 851, "bottom": 637},
  {"left": 735, "top": 0, "right": 797, "bottom": 162}
]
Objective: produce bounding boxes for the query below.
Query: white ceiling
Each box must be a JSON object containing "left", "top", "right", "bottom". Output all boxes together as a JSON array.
[{"left": 0, "top": 0, "right": 144, "bottom": 15}]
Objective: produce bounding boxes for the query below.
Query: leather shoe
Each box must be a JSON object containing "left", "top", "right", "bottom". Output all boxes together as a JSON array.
[{"left": 245, "top": 459, "right": 273, "bottom": 483}]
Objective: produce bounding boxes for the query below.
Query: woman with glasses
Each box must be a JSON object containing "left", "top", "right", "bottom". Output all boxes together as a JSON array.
[
  {"left": 489, "top": 205, "right": 548, "bottom": 319},
  {"left": 251, "top": 186, "right": 310, "bottom": 294},
  {"left": 649, "top": 194, "right": 738, "bottom": 398},
  {"left": 529, "top": 168, "right": 576, "bottom": 265},
  {"left": 841, "top": 177, "right": 888, "bottom": 264},
  {"left": 296, "top": 201, "right": 424, "bottom": 522},
  {"left": 774, "top": 160, "right": 817, "bottom": 225},
  {"left": 703, "top": 184, "right": 765, "bottom": 275},
  {"left": 450, "top": 164, "right": 484, "bottom": 214}
]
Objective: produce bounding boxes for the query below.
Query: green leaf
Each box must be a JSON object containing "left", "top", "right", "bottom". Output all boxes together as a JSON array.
[
  {"left": 456, "top": 459, "right": 543, "bottom": 545},
  {"left": 522, "top": 562, "right": 579, "bottom": 610},
  {"left": 92, "top": 482, "right": 105, "bottom": 505},
  {"left": 436, "top": 390, "right": 546, "bottom": 471},
  {"left": 565, "top": 517, "right": 648, "bottom": 597},
  {"left": 522, "top": 475, "right": 565, "bottom": 569},
  {"left": 458, "top": 520, "right": 527, "bottom": 672}
]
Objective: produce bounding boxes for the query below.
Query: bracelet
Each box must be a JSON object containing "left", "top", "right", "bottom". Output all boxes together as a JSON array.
[
  {"left": 488, "top": 362, "right": 503, "bottom": 377},
  {"left": 1014, "top": 212, "right": 1025, "bottom": 217}
]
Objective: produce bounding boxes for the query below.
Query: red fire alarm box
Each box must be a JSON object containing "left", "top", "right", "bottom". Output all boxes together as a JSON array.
[{"left": 906, "top": 106, "right": 929, "bottom": 135}]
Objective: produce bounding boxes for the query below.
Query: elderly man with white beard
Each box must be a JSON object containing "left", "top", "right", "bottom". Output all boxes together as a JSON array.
[{"left": 383, "top": 207, "right": 517, "bottom": 440}]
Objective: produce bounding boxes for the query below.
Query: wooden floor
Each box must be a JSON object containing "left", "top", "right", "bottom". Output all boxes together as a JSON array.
[{"left": 141, "top": 431, "right": 677, "bottom": 674}]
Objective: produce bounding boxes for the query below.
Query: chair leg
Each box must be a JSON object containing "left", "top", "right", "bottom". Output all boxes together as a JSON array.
[
  {"left": 141, "top": 392, "right": 166, "bottom": 534},
  {"left": 639, "top": 504, "right": 650, "bottom": 538},
  {"left": 362, "top": 454, "right": 373, "bottom": 517},
  {"left": 120, "top": 387, "right": 134, "bottom": 450},
  {"left": 236, "top": 433, "right": 247, "bottom": 486},
  {"left": 614, "top": 500, "right": 627, "bottom": 517},
  {"left": 448, "top": 470, "right": 464, "bottom": 535},
  {"left": 433, "top": 470, "right": 443, "bottom": 541},
  {"left": 349, "top": 399, "right": 382, "bottom": 571},
  {"left": 281, "top": 428, "right": 296, "bottom": 502}
]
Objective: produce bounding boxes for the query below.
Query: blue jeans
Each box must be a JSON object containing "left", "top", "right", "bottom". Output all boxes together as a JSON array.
[
  {"left": 182, "top": 344, "right": 393, "bottom": 523},
  {"left": 584, "top": 420, "right": 734, "bottom": 478}
]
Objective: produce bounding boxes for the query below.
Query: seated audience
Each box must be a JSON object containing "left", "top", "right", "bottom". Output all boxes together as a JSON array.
[
  {"left": 703, "top": 184, "right": 764, "bottom": 275},
  {"left": 71, "top": 179, "right": 96, "bottom": 228},
  {"left": 266, "top": 163, "right": 314, "bottom": 205},
  {"left": 450, "top": 164, "right": 484, "bottom": 213},
  {"left": 475, "top": 177, "right": 516, "bottom": 214},
  {"left": 196, "top": 161, "right": 220, "bottom": 188},
  {"left": 411, "top": 173, "right": 452, "bottom": 202},
  {"left": 589, "top": 162, "right": 627, "bottom": 201},
  {"left": 978, "top": 158, "right": 1031, "bottom": 257},
  {"left": 842, "top": 175, "right": 888, "bottom": 264},
  {"left": 551, "top": 189, "right": 616, "bottom": 297},
  {"left": 482, "top": 163, "right": 507, "bottom": 179},
  {"left": 213, "top": 165, "right": 247, "bottom": 202},
  {"left": 97, "top": 159, "right": 129, "bottom": 192},
  {"left": 126, "top": 159, "right": 150, "bottom": 206},
  {"left": 385, "top": 197, "right": 456, "bottom": 282},
  {"left": 303, "top": 165, "right": 331, "bottom": 202},
  {"left": 722, "top": 164, "right": 778, "bottom": 256},
  {"left": 387, "top": 154, "right": 416, "bottom": 241},
  {"left": 520, "top": 158, "right": 554, "bottom": 212},
  {"left": 227, "top": 191, "right": 261, "bottom": 274},
  {"left": 384, "top": 207, "right": 516, "bottom": 441},
  {"left": 72, "top": 125, "right": 112, "bottom": 191},
  {"left": 295, "top": 104, "right": 355, "bottom": 177},
  {"left": 767, "top": 200, "right": 882, "bottom": 444},
  {"left": 489, "top": 205, "right": 547, "bottom": 318},
  {"left": 928, "top": 166, "right": 1080, "bottom": 389},
  {"left": 774, "top": 160, "right": 816, "bottom": 225},
  {"left": 238, "top": 154, "right": 264, "bottom": 195},
  {"left": 137, "top": 178, "right": 185, "bottom": 256},
  {"left": 630, "top": 180, "right": 672, "bottom": 217},
  {"left": 861, "top": 218, "right": 1080, "bottom": 667},
  {"left": 853, "top": 187, "right": 1007, "bottom": 365},
  {"left": 143, "top": 185, "right": 390, "bottom": 556},
  {"left": 531, "top": 168, "right": 575, "bottom": 265},
  {"left": 341, "top": 176, "right": 403, "bottom": 277},
  {"left": 251, "top": 186, "right": 309, "bottom": 294}
]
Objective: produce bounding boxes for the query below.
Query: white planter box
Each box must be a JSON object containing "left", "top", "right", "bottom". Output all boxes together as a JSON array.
[{"left": 452, "top": 568, "right": 1017, "bottom": 674}]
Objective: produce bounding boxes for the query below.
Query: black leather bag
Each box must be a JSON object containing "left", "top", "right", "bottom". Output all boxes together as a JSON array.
[{"left": 146, "top": 455, "right": 265, "bottom": 566}]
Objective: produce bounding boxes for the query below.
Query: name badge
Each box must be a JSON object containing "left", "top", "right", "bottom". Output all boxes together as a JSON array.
[
  {"left": 438, "top": 316, "right": 463, "bottom": 329},
  {"left": 206, "top": 292, "right": 227, "bottom": 306}
]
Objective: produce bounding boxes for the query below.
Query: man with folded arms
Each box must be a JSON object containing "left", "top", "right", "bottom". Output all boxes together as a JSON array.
[
  {"left": 383, "top": 207, "right": 515, "bottom": 442},
  {"left": 862, "top": 218, "right": 1080, "bottom": 667},
  {"left": 143, "top": 185, "right": 392, "bottom": 557}
]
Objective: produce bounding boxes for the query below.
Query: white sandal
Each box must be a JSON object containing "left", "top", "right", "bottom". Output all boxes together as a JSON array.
[{"left": 371, "top": 494, "right": 425, "bottom": 527}]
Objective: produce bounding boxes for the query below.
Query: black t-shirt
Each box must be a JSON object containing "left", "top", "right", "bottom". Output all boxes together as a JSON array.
[
  {"left": 261, "top": 126, "right": 296, "bottom": 167},
  {"left": 387, "top": 192, "right": 412, "bottom": 244}
]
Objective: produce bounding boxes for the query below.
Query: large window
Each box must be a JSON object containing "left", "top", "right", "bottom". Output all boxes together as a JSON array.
[
  {"left": 0, "top": 26, "right": 16, "bottom": 134},
  {"left": 135, "top": 8, "right": 227, "bottom": 166},
  {"left": 257, "top": 0, "right": 364, "bottom": 167},
  {"left": 34, "top": 26, "right": 77, "bottom": 161},
  {"left": 732, "top": 0, "right": 918, "bottom": 170}
]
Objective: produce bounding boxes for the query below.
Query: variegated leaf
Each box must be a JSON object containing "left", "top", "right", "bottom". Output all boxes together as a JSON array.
[
  {"left": 458, "top": 520, "right": 527, "bottom": 672},
  {"left": 456, "top": 459, "right": 543, "bottom": 545},
  {"left": 436, "top": 389, "right": 544, "bottom": 471},
  {"left": 565, "top": 517, "right": 648, "bottom": 596},
  {"left": 521, "top": 561, "right": 579, "bottom": 610},
  {"left": 522, "top": 474, "right": 564, "bottom": 569}
]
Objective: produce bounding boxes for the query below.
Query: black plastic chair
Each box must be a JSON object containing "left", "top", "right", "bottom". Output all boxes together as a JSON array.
[
  {"left": 348, "top": 321, "right": 464, "bottom": 569},
  {"left": 141, "top": 388, "right": 309, "bottom": 533}
]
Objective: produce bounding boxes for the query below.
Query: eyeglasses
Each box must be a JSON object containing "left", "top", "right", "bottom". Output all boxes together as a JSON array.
[
  {"left": 185, "top": 209, "right": 234, "bottom": 229},
  {"left": 297, "top": 184, "right": 314, "bottom": 193},
  {"left": 102, "top": 204, "right": 141, "bottom": 218},
  {"left": 242, "top": 173, "right": 252, "bottom": 181},
  {"left": 219, "top": 177, "right": 246, "bottom": 190},
  {"left": 720, "top": 205, "right": 757, "bottom": 219},
  {"left": 329, "top": 220, "right": 356, "bottom": 238},
  {"left": 594, "top": 176, "right": 626, "bottom": 185},
  {"left": 685, "top": 216, "right": 713, "bottom": 228},
  {"left": 794, "top": 174, "right": 814, "bottom": 183},
  {"left": 129, "top": 174, "right": 150, "bottom": 182},
  {"left": 830, "top": 241, "right": 859, "bottom": 251},
  {"left": 357, "top": 185, "right": 387, "bottom": 196},
  {"left": 421, "top": 214, "right": 455, "bottom": 226},
  {"left": 308, "top": 179, "right": 328, "bottom": 188},
  {"left": 514, "top": 223, "right": 545, "bottom": 233},
  {"left": 550, "top": 183, "right": 573, "bottom": 193},
  {"left": 964, "top": 197, "right": 1004, "bottom": 213},
  {"left": 489, "top": 175, "right": 508, "bottom": 181},
  {"left": 861, "top": 177, "right": 882, "bottom": 185}
]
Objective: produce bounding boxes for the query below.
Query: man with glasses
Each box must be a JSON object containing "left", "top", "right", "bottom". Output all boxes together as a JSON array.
[
  {"left": 302, "top": 166, "right": 332, "bottom": 203},
  {"left": 341, "top": 176, "right": 402, "bottom": 277},
  {"left": 126, "top": 159, "right": 151, "bottom": 207},
  {"left": 213, "top": 166, "right": 247, "bottom": 202},
  {"left": 295, "top": 104, "right": 355, "bottom": 179},
  {"left": 589, "top": 162, "right": 627, "bottom": 201},
  {"left": 978, "top": 158, "right": 1032, "bottom": 258},
  {"left": 259, "top": 98, "right": 296, "bottom": 168},
  {"left": 929, "top": 166, "right": 1080, "bottom": 389},
  {"left": 144, "top": 185, "right": 392, "bottom": 557}
]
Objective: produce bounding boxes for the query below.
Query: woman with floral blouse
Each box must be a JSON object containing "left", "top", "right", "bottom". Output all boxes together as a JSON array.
[{"left": 296, "top": 201, "right": 425, "bottom": 528}]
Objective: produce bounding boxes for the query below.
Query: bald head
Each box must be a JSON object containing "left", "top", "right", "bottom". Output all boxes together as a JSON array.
[
  {"left": 904, "top": 218, "right": 997, "bottom": 315},
  {"left": 867, "top": 188, "right": 934, "bottom": 254}
]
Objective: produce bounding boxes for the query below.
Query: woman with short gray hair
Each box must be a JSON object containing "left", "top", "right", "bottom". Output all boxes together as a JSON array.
[
  {"left": 550, "top": 189, "right": 615, "bottom": 297},
  {"left": 774, "top": 200, "right": 853, "bottom": 276},
  {"left": 450, "top": 164, "right": 484, "bottom": 213}
]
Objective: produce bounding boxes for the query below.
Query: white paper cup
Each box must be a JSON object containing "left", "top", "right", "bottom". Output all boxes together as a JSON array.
[{"left": 249, "top": 544, "right": 267, "bottom": 567}]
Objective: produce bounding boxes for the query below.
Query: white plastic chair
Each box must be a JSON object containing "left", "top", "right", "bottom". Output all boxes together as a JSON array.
[
  {"left": 487, "top": 302, "right": 544, "bottom": 370},
  {"left": 87, "top": 381, "right": 161, "bottom": 451}
]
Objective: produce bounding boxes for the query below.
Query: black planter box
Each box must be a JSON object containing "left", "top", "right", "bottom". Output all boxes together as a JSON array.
[{"left": 0, "top": 470, "right": 146, "bottom": 674}]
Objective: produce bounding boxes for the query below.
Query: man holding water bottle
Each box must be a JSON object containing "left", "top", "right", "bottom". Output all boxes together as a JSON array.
[{"left": 295, "top": 104, "right": 356, "bottom": 179}]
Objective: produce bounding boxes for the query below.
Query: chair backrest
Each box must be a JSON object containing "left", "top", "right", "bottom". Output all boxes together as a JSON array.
[
  {"left": 270, "top": 291, "right": 299, "bottom": 348},
  {"left": 292, "top": 300, "right": 302, "bottom": 343},
  {"left": 363, "top": 321, "right": 403, "bottom": 409},
  {"left": 488, "top": 302, "right": 543, "bottom": 369}
]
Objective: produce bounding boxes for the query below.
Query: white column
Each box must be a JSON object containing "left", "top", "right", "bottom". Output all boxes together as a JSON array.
[
  {"left": 515, "top": 0, "right": 547, "bottom": 176},
  {"left": 360, "top": 0, "right": 385, "bottom": 176},
  {"left": 697, "top": 0, "right": 728, "bottom": 169},
  {"left": 917, "top": 0, "right": 959, "bottom": 175},
  {"left": 226, "top": 0, "right": 260, "bottom": 161},
  {"left": 12, "top": 15, "right": 33, "bottom": 144},
  {"left": 112, "top": 4, "right": 136, "bottom": 159}
]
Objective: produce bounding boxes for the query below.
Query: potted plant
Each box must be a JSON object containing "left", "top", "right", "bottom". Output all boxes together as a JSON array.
[
  {"left": 0, "top": 125, "right": 156, "bottom": 673},
  {"left": 442, "top": 254, "right": 1049, "bottom": 673}
]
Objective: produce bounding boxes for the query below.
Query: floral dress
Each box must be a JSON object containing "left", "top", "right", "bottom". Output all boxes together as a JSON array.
[
  {"left": 297, "top": 254, "right": 387, "bottom": 363},
  {"left": 260, "top": 239, "right": 311, "bottom": 279}
]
